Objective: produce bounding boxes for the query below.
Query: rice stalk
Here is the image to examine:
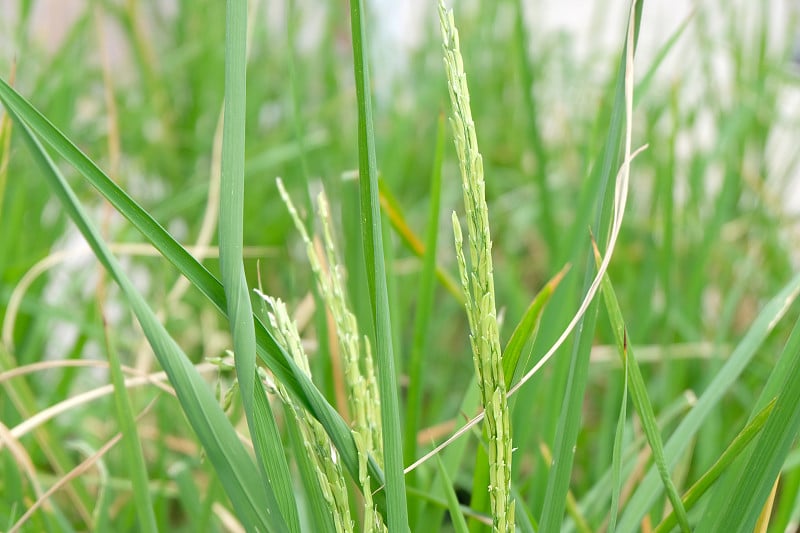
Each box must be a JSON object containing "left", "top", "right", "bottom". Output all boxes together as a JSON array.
[
  {"left": 276, "top": 179, "right": 383, "bottom": 462},
  {"left": 272, "top": 179, "right": 387, "bottom": 530},
  {"left": 439, "top": 3, "right": 513, "bottom": 531},
  {"left": 257, "top": 293, "right": 354, "bottom": 533},
  {"left": 356, "top": 431, "right": 389, "bottom": 533}
]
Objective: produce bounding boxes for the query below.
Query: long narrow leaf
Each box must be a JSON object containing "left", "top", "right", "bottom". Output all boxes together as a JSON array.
[
  {"left": 404, "top": 114, "right": 446, "bottom": 477},
  {"left": 8, "top": 107, "right": 285, "bottom": 533},
  {"left": 502, "top": 263, "right": 569, "bottom": 389},
  {"left": 348, "top": 0, "right": 409, "bottom": 529},
  {"left": 539, "top": 442, "right": 592, "bottom": 533},
  {"left": 700, "top": 316, "right": 800, "bottom": 532},
  {"left": 100, "top": 318, "right": 157, "bottom": 532},
  {"left": 569, "top": 392, "right": 695, "bottom": 532},
  {"left": 653, "top": 399, "right": 776, "bottom": 533},
  {"left": 220, "top": 1, "right": 299, "bottom": 530},
  {"left": 608, "top": 334, "right": 629, "bottom": 533},
  {"left": 594, "top": 240, "right": 690, "bottom": 531},
  {"left": 435, "top": 455, "right": 469, "bottom": 533}
]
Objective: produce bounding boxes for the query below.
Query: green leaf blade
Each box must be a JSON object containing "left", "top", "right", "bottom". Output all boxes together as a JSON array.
[
  {"left": 220, "top": 0, "right": 300, "bottom": 531},
  {"left": 348, "top": 0, "right": 409, "bottom": 529}
]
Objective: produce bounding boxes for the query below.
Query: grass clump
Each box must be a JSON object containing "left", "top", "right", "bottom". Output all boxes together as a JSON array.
[{"left": 2, "top": 0, "right": 800, "bottom": 532}]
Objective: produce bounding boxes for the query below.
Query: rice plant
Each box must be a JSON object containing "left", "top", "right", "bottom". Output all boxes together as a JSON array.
[{"left": 2, "top": 0, "right": 800, "bottom": 531}]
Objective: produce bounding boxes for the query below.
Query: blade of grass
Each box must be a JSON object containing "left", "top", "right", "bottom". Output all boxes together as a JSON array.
[
  {"left": 539, "top": 442, "right": 592, "bottom": 533},
  {"left": 753, "top": 478, "right": 780, "bottom": 533},
  {"left": 512, "top": 486, "right": 538, "bottom": 533},
  {"left": 435, "top": 454, "right": 470, "bottom": 533},
  {"left": 0, "top": 77, "right": 387, "bottom": 508},
  {"left": 348, "top": 0, "right": 408, "bottom": 528},
  {"left": 404, "top": 113, "right": 446, "bottom": 483},
  {"left": 467, "top": 441, "right": 490, "bottom": 533},
  {"left": 220, "top": 1, "right": 299, "bottom": 530},
  {"left": 699, "top": 315, "right": 800, "bottom": 532},
  {"left": 593, "top": 239, "right": 690, "bottom": 531},
  {"left": 771, "top": 469, "right": 800, "bottom": 533},
  {"left": 569, "top": 392, "right": 695, "bottom": 532},
  {"left": 249, "top": 382, "right": 300, "bottom": 531},
  {"left": 615, "top": 272, "right": 800, "bottom": 533},
  {"left": 652, "top": 399, "right": 776, "bottom": 533},
  {"left": 0, "top": 64, "right": 11, "bottom": 214},
  {"left": 608, "top": 332, "right": 629, "bottom": 533},
  {"left": 8, "top": 108, "right": 285, "bottom": 533},
  {"left": 502, "top": 263, "right": 570, "bottom": 390},
  {"left": 99, "top": 314, "right": 157, "bottom": 532}
]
